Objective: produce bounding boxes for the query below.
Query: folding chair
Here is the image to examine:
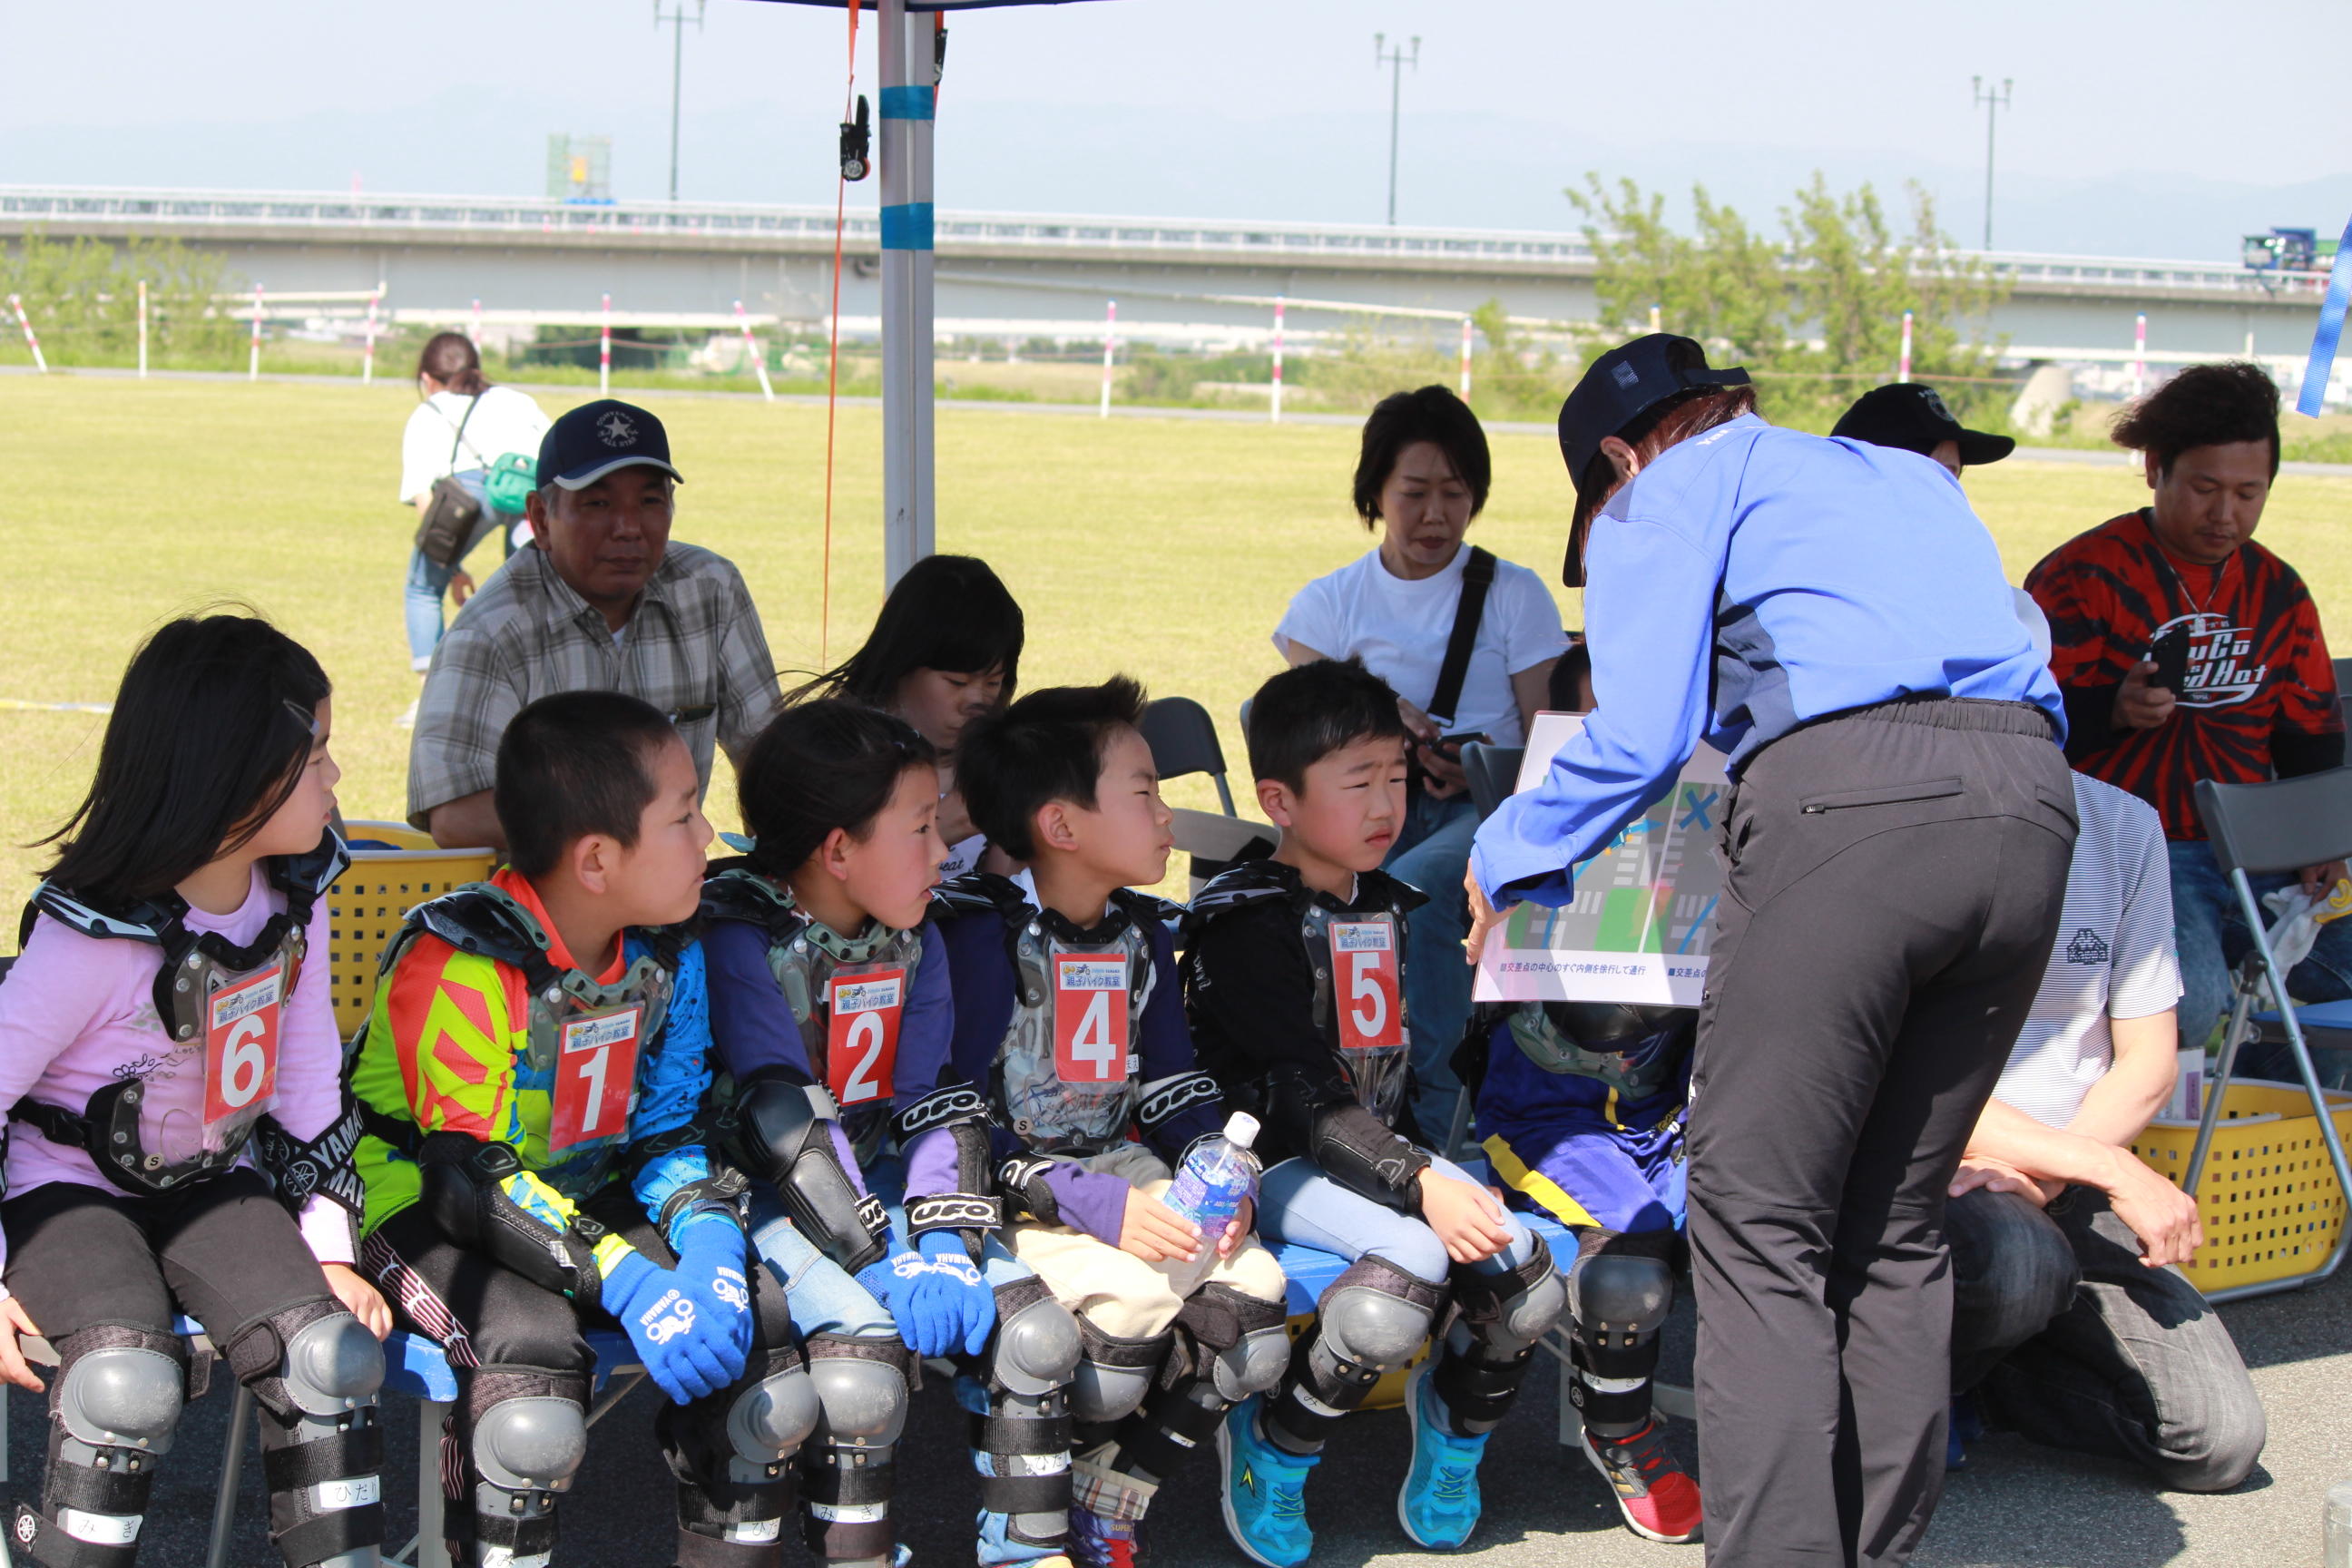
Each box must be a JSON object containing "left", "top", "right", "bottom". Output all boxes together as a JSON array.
[
  {"left": 1461, "top": 742, "right": 1524, "bottom": 822},
  {"left": 2180, "top": 770, "right": 2352, "bottom": 1298},
  {"left": 1169, "top": 808, "right": 1277, "bottom": 899},
  {"left": 1140, "top": 697, "right": 1238, "bottom": 816}
]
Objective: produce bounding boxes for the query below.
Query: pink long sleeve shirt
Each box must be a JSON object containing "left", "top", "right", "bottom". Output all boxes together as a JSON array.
[{"left": 0, "top": 867, "right": 355, "bottom": 1299}]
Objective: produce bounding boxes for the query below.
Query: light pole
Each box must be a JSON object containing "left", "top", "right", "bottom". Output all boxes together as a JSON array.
[
  {"left": 1972, "top": 74, "right": 2013, "bottom": 252},
  {"left": 1375, "top": 33, "right": 1420, "bottom": 227},
  {"left": 657, "top": 0, "right": 706, "bottom": 201}
]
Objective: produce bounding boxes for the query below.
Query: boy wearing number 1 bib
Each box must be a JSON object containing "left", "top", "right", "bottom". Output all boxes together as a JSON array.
[
  {"left": 936, "top": 679, "right": 1290, "bottom": 1568},
  {"left": 350, "top": 693, "right": 816, "bottom": 1568},
  {"left": 701, "top": 700, "right": 1083, "bottom": 1568},
  {"left": 1184, "top": 660, "right": 1563, "bottom": 1567}
]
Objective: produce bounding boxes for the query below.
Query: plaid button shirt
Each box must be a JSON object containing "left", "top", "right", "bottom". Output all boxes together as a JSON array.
[{"left": 406, "top": 541, "right": 783, "bottom": 826}]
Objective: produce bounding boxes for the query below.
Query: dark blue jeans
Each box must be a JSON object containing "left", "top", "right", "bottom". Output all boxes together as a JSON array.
[
  {"left": 1383, "top": 790, "right": 1479, "bottom": 1142},
  {"left": 2168, "top": 839, "right": 2352, "bottom": 1086}
]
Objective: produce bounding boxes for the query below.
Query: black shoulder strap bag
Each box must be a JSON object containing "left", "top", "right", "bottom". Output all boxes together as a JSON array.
[
  {"left": 1407, "top": 544, "right": 1497, "bottom": 802},
  {"left": 413, "top": 394, "right": 488, "bottom": 570}
]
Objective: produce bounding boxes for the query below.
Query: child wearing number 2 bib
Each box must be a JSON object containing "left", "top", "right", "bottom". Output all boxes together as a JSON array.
[
  {"left": 936, "top": 677, "right": 1290, "bottom": 1568},
  {"left": 0, "top": 615, "right": 389, "bottom": 1568},
  {"left": 1183, "top": 660, "right": 1564, "bottom": 1568},
  {"left": 701, "top": 699, "right": 1082, "bottom": 1568}
]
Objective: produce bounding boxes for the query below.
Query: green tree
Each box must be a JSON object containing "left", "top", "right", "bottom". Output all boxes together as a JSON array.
[{"left": 0, "top": 230, "right": 239, "bottom": 368}]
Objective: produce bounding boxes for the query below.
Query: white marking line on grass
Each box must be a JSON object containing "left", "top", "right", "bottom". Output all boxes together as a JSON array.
[{"left": 0, "top": 700, "right": 112, "bottom": 715}]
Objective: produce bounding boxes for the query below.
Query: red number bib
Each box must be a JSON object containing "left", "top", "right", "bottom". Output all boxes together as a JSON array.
[
  {"left": 548, "top": 1004, "right": 642, "bottom": 1152},
  {"left": 825, "top": 967, "right": 906, "bottom": 1108},
  {"left": 1331, "top": 922, "right": 1402, "bottom": 1053},
  {"left": 202, "top": 963, "right": 284, "bottom": 1132},
  {"left": 1052, "top": 956, "right": 1132, "bottom": 1084}
]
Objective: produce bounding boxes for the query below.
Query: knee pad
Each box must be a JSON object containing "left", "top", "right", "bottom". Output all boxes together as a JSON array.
[
  {"left": 1453, "top": 1233, "right": 1567, "bottom": 1357},
  {"left": 973, "top": 1278, "right": 1075, "bottom": 1541},
  {"left": 660, "top": 1346, "right": 818, "bottom": 1564},
  {"left": 725, "top": 1352, "right": 823, "bottom": 1475},
  {"left": 16, "top": 1326, "right": 189, "bottom": 1568},
  {"left": 803, "top": 1336, "right": 910, "bottom": 1563},
  {"left": 986, "top": 1278, "right": 1081, "bottom": 1398},
  {"left": 474, "top": 1392, "right": 589, "bottom": 1495},
  {"left": 461, "top": 1367, "right": 588, "bottom": 1568},
  {"left": 1572, "top": 1251, "right": 1671, "bottom": 1358},
  {"left": 1265, "top": 1257, "right": 1443, "bottom": 1449},
  {"left": 1178, "top": 1285, "right": 1291, "bottom": 1405},
  {"left": 225, "top": 1301, "right": 387, "bottom": 1568},
  {"left": 1069, "top": 1324, "right": 1168, "bottom": 1427}
]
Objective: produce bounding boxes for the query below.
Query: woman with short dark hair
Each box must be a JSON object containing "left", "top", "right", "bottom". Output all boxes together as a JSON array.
[{"left": 1275, "top": 385, "right": 1566, "bottom": 1134}]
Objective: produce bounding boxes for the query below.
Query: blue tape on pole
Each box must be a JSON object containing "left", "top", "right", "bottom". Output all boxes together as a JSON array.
[
  {"left": 2296, "top": 213, "right": 2352, "bottom": 416},
  {"left": 878, "top": 85, "right": 936, "bottom": 120},
  {"left": 880, "top": 202, "right": 935, "bottom": 251}
]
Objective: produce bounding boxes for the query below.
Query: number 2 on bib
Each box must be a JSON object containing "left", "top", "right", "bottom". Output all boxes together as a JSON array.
[
  {"left": 826, "top": 968, "right": 906, "bottom": 1107},
  {"left": 202, "top": 963, "right": 284, "bottom": 1134},
  {"left": 1053, "top": 956, "right": 1132, "bottom": 1083},
  {"left": 1331, "top": 922, "right": 1402, "bottom": 1053}
]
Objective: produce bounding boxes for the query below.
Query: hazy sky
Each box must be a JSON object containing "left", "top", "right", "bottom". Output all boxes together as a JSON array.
[{"left": 5, "top": 0, "right": 2346, "bottom": 260}]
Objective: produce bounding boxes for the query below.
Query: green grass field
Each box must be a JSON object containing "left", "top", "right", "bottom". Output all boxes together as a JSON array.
[{"left": 5, "top": 374, "right": 2352, "bottom": 923}]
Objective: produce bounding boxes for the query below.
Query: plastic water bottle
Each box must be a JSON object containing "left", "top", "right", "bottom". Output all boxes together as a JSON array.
[{"left": 1165, "top": 1112, "right": 1260, "bottom": 1236}]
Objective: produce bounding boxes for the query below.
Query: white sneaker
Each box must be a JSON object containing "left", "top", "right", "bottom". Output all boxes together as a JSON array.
[{"left": 396, "top": 698, "right": 419, "bottom": 729}]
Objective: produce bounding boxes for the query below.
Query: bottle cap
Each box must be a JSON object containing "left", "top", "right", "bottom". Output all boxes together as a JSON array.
[{"left": 1222, "top": 1112, "right": 1259, "bottom": 1150}]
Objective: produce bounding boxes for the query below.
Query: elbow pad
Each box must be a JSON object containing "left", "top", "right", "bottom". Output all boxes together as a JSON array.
[
  {"left": 896, "top": 1083, "right": 1004, "bottom": 1246},
  {"left": 733, "top": 1076, "right": 890, "bottom": 1275},
  {"left": 1309, "top": 1103, "right": 1430, "bottom": 1212},
  {"left": 416, "top": 1132, "right": 615, "bottom": 1313}
]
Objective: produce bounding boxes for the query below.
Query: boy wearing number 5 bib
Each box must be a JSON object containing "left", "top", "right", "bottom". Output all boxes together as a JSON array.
[
  {"left": 935, "top": 679, "right": 1290, "bottom": 1568},
  {"left": 701, "top": 700, "right": 1083, "bottom": 1568},
  {"left": 1184, "top": 660, "right": 1563, "bottom": 1567},
  {"left": 351, "top": 693, "right": 817, "bottom": 1568}
]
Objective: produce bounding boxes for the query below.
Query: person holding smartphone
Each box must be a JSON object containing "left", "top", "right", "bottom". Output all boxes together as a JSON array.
[
  {"left": 2025, "top": 363, "right": 2349, "bottom": 1080},
  {"left": 1275, "top": 386, "right": 1565, "bottom": 1136}
]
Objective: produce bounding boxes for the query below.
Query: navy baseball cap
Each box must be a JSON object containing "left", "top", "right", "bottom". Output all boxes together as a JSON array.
[
  {"left": 1557, "top": 334, "right": 1749, "bottom": 586},
  {"left": 1832, "top": 382, "right": 2014, "bottom": 467},
  {"left": 535, "top": 399, "right": 685, "bottom": 491}
]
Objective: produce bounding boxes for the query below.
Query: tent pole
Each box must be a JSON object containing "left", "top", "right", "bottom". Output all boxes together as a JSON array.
[
  {"left": 908, "top": 7, "right": 936, "bottom": 566},
  {"left": 877, "top": 0, "right": 932, "bottom": 590}
]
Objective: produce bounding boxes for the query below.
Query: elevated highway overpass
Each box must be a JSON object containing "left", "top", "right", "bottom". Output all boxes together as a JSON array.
[{"left": 1, "top": 183, "right": 2333, "bottom": 373}]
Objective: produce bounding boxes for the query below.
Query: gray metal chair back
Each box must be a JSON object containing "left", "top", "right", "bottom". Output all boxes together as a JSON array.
[
  {"left": 2332, "top": 656, "right": 2352, "bottom": 701},
  {"left": 1140, "top": 696, "right": 1238, "bottom": 815},
  {"left": 1463, "top": 743, "right": 1525, "bottom": 821},
  {"left": 2194, "top": 770, "right": 2352, "bottom": 878}
]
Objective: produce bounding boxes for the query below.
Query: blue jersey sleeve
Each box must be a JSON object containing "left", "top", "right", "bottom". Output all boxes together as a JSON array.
[
  {"left": 627, "top": 935, "right": 718, "bottom": 1231},
  {"left": 889, "top": 922, "right": 956, "bottom": 1108},
  {"left": 703, "top": 917, "right": 816, "bottom": 1085}
]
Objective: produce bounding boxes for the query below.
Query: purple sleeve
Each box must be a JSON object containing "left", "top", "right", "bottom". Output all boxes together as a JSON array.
[
  {"left": 826, "top": 1122, "right": 871, "bottom": 1199},
  {"left": 899, "top": 1125, "right": 959, "bottom": 1203},
  {"left": 1043, "top": 1162, "right": 1133, "bottom": 1245},
  {"left": 703, "top": 919, "right": 815, "bottom": 1083}
]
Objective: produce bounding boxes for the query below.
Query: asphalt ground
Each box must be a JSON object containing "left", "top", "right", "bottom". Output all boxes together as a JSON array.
[{"left": 10, "top": 1255, "right": 2343, "bottom": 1568}]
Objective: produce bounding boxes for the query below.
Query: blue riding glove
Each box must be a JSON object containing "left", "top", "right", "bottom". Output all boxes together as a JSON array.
[
  {"left": 671, "top": 1211, "right": 757, "bottom": 1375},
  {"left": 858, "top": 1230, "right": 996, "bottom": 1358},
  {"left": 602, "top": 1245, "right": 741, "bottom": 1405}
]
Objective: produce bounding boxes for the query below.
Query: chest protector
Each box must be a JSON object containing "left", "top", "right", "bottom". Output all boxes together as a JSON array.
[
  {"left": 702, "top": 867, "right": 926, "bottom": 1165},
  {"left": 965, "top": 880, "right": 1160, "bottom": 1157},
  {"left": 373, "top": 883, "right": 682, "bottom": 1200},
  {"left": 13, "top": 830, "right": 348, "bottom": 1196},
  {"left": 1506, "top": 1001, "right": 1693, "bottom": 1103}
]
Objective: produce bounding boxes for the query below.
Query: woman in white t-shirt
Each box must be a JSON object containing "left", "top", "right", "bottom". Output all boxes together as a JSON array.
[
  {"left": 396, "top": 332, "right": 550, "bottom": 721},
  {"left": 1275, "top": 385, "right": 1567, "bottom": 1132}
]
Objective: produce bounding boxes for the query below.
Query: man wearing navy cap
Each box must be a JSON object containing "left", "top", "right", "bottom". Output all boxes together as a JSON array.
[
  {"left": 407, "top": 397, "right": 782, "bottom": 849},
  {"left": 1464, "top": 337, "right": 2076, "bottom": 1564}
]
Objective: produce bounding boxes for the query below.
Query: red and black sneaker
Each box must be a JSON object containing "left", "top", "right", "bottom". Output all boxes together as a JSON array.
[{"left": 1580, "top": 1421, "right": 1702, "bottom": 1544}]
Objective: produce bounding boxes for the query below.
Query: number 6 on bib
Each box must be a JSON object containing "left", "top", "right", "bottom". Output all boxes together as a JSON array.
[
  {"left": 1053, "top": 956, "right": 1132, "bottom": 1083},
  {"left": 203, "top": 963, "right": 285, "bottom": 1142}
]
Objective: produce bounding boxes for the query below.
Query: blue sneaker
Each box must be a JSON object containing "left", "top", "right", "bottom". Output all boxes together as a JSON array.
[
  {"left": 1217, "top": 1396, "right": 1318, "bottom": 1568},
  {"left": 1398, "top": 1360, "right": 1491, "bottom": 1549}
]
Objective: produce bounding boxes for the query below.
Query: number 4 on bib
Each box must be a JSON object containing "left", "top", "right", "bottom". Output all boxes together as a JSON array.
[
  {"left": 1332, "top": 922, "right": 1402, "bottom": 1054},
  {"left": 1053, "top": 956, "right": 1132, "bottom": 1083}
]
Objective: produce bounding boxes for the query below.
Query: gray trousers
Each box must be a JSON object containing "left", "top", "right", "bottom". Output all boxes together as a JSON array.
[
  {"left": 1948, "top": 1184, "right": 2266, "bottom": 1492},
  {"left": 1686, "top": 701, "right": 2076, "bottom": 1568}
]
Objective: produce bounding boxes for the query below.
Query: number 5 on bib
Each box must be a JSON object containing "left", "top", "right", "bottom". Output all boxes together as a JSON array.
[
  {"left": 1332, "top": 922, "right": 1402, "bottom": 1054},
  {"left": 203, "top": 963, "right": 284, "bottom": 1140},
  {"left": 1053, "top": 956, "right": 1132, "bottom": 1083},
  {"left": 826, "top": 967, "right": 906, "bottom": 1107}
]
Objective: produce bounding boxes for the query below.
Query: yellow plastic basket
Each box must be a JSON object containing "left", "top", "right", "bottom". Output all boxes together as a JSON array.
[
  {"left": 2132, "top": 1078, "right": 2352, "bottom": 1295},
  {"left": 326, "top": 821, "right": 495, "bottom": 1042}
]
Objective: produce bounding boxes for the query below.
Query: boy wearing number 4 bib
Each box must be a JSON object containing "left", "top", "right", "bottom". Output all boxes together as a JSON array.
[
  {"left": 1184, "top": 660, "right": 1563, "bottom": 1567},
  {"left": 935, "top": 679, "right": 1291, "bottom": 1568},
  {"left": 352, "top": 692, "right": 817, "bottom": 1568}
]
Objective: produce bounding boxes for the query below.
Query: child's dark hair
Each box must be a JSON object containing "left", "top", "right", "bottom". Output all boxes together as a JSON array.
[
  {"left": 1549, "top": 641, "right": 1592, "bottom": 712},
  {"left": 789, "top": 554, "right": 1025, "bottom": 712},
  {"left": 39, "top": 613, "right": 330, "bottom": 901},
  {"left": 1245, "top": 659, "right": 1409, "bottom": 793},
  {"left": 738, "top": 700, "right": 937, "bottom": 878},
  {"left": 496, "top": 691, "right": 681, "bottom": 879},
  {"left": 958, "top": 676, "right": 1148, "bottom": 862},
  {"left": 1352, "top": 385, "right": 1492, "bottom": 525},
  {"left": 2112, "top": 360, "right": 2280, "bottom": 477}
]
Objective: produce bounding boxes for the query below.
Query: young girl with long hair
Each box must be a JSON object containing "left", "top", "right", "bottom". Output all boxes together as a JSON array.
[
  {"left": 0, "top": 613, "right": 389, "bottom": 1568},
  {"left": 701, "top": 699, "right": 1082, "bottom": 1568}
]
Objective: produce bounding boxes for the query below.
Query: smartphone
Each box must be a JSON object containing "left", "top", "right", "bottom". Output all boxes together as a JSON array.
[
  {"left": 2148, "top": 625, "right": 2192, "bottom": 693},
  {"left": 1421, "top": 731, "right": 1486, "bottom": 762}
]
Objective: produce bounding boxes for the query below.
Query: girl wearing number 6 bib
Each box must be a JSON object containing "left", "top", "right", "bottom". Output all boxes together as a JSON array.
[
  {"left": 0, "top": 614, "right": 391, "bottom": 1568},
  {"left": 702, "top": 699, "right": 1083, "bottom": 1568}
]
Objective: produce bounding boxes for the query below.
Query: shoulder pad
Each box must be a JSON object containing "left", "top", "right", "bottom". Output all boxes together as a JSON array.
[
  {"left": 1355, "top": 868, "right": 1428, "bottom": 916},
  {"left": 410, "top": 884, "right": 550, "bottom": 971},
  {"left": 1110, "top": 887, "right": 1183, "bottom": 926},
  {"left": 931, "top": 871, "right": 1029, "bottom": 921},
  {"left": 1187, "top": 859, "right": 1298, "bottom": 918},
  {"left": 632, "top": 917, "right": 698, "bottom": 968},
  {"left": 24, "top": 883, "right": 177, "bottom": 946},
  {"left": 700, "top": 864, "right": 800, "bottom": 930},
  {"left": 269, "top": 828, "right": 350, "bottom": 905}
]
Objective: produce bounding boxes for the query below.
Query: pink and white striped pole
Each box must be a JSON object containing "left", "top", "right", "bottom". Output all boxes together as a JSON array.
[
  {"left": 2132, "top": 312, "right": 2148, "bottom": 399},
  {"left": 361, "top": 289, "right": 381, "bottom": 386},
  {"left": 136, "top": 279, "right": 148, "bottom": 379},
  {"left": 1099, "top": 299, "right": 1117, "bottom": 418},
  {"left": 249, "top": 283, "right": 264, "bottom": 379},
  {"left": 734, "top": 299, "right": 775, "bottom": 403},
  {"left": 599, "top": 293, "right": 612, "bottom": 397},
  {"left": 1458, "top": 316, "right": 1474, "bottom": 401},
  {"left": 1270, "top": 296, "right": 1287, "bottom": 426},
  {"left": 1898, "top": 309, "right": 1914, "bottom": 382},
  {"left": 470, "top": 298, "right": 483, "bottom": 347},
  {"left": 7, "top": 294, "right": 47, "bottom": 373}
]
